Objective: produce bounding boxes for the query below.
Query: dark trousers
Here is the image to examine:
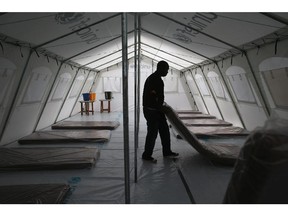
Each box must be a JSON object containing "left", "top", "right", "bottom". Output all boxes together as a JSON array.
[{"left": 142, "top": 107, "right": 171, "bottom": 158}]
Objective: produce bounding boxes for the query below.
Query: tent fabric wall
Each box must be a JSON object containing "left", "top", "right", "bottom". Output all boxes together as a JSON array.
[
  {"left": 36, "top": 64, "right": 77, "bottom": 130},
  {"left": 70, "top": 72, "right": 97, "bottom": 116},
  {"left": 0, "top": 42, "right": 30, "bottom": 140},
  {"left": 57, "top": 69, "right": 89, "bottom": 122},
  {"left": 185, "top": 72, "right": 208, "bottom": 113},
  {"left": 248, "top": 39, "right": 288, "bottom": 120},
  {"left": 1, "top": 50, "right": 60, "bottom": 144},
  {"left": 0, "top": 12, "right": 288, "bottom": 145},
  {"left": 93, "top": 56, "right": 193, "bottom": 112}
]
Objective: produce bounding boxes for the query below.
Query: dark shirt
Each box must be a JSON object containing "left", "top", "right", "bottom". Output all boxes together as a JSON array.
[{"left": 143, "top": 72, "right": 164, "bottom": 110}]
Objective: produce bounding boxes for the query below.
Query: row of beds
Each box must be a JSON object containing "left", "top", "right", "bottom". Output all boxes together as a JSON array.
[
  {"left": 1, "top": 104, "right": 287, "bottom": 203},
  {"left": 0, "top": 120, "right": 120, "bottom": 204}
]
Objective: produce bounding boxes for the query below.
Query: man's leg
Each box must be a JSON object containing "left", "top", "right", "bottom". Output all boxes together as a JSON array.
[
  {"left": 142, "top": 109, "right": 159, "bottom": 159},
  {"left": 158, "top": 112, "right": 172, "bottom": 155}
]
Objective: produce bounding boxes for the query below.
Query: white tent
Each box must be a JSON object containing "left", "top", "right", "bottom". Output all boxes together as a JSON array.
[
  {"left": 0, "top": 11, "right": 288, "bottom": 205},
  {"left": 1, "top": 12, "right": 288, "bottom": 143}
]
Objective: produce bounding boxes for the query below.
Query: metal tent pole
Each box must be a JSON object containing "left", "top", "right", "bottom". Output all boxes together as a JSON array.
[
  {"left": 122, "top": 12, "right": 130, "bottom": 204},
  {"left": 137, "top": 15, "right": 141, "bottom": 137},
  {"left": 134, "top": 13, "right": 139, "bottom": 183}
]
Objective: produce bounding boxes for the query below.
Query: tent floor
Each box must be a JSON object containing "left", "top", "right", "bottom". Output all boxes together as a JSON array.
[{"left": 1, "top": 111, "right": 247, "bottom": 204}]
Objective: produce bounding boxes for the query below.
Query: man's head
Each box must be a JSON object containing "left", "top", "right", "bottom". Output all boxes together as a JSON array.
[{"left": 156, "top": 61, "right": 169, "bottom": 77}]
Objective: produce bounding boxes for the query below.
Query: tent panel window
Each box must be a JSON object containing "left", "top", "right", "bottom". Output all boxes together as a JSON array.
[
  {"left": 0, "top": 58, "right": 16, "bottom": 107},
  {"left": 227, "top": 74, "right": 256, "bottom": 103},
  {"left": 226, "top": 66, "right": 256, "bottom": 104},
  {"left": 262, "top": 68, "right": 288, "bottom": 109},
  {"left": 195, "top": 74, "right": 210, "bottom": 96},
  {"left": 163, "top": 76, "right": 178, "bottom": 92},
  {"left": 208, "top": 71, "right": 229, "bottom": 100},
  {"left": 69, "top": 76, "right": 85, "bottom": 99},
  {"left": 22, "top": 67, "right": 52, "bottom": 104},
  {"left": 51, "top": 73, "right": 72, "bottom": 101},
  {"left": 103, "top": 77, "right": 121, "bottom": 92},
  {"left": 186, "top": 74, "right": 199, "bottom": 95}
]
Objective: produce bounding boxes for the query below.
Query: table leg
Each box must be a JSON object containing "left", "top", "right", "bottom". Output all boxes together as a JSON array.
[
  {"left": 91, "top": 101, "right": 94, "bottom": 114},
  {"left": 100, "top": 101, "right": 104, "bottom": 113},
  {"left": 80, "top": 102, "right": 84, "bottom": 115}
]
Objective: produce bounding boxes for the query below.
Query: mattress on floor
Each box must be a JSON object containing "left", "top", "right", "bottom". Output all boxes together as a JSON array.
[
  {"left": 0, "top": 184, "right": 70, "bottom": 204},
  {"left": 178, "top": 113, "right": 216, "bottom": 119},
  {"left": 0, "top": 147, "right": 100, "bottom": 171},
  {"left": 18, "top": 130, "right": 111, "bottom": 144},
  {"left": 187, "top": 125, "right": 249, "bottom": 136},
  {"left": 51, "top": 120, "right": 120, "bottom": 130},
  {"left": 162, "top": 103, "right": 241, "bottom": 165},
  {"left": 176, "top": 110, "right": 202, "bottom": 114},
  {"left": 182, "top": 118, "right": 233, "bottom": 126}
]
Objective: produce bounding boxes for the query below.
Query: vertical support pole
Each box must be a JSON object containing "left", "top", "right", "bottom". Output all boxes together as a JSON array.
[
  {"left": 137, "top": 15, "right": 141, "bottom": 131},
  {"left": 122, "top": 12, "right": 130, "bottom": 204},
  {"left": 134, "top": 13, "right": 139, "bottom": 183}
]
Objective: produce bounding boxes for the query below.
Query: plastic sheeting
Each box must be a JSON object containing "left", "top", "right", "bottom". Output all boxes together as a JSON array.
[
  {"left": 0, "top": 110, "right": 241, "bottom": 204},
  {"left": 0, "top": 147, "right": 100, "bottom": 171},
  {"left": 224, "top": 117, "right": 288, "bottom": 203},
  {"left": 0, "top": 184, "right": 70, "bottom": 204},
  {"left": 18, "top": 130, "right": 111, "bottom": 144},
  {"left": 182, "top": 118, "right": 232, "bottom": 126},
  {"left": 51, "top": 120, "right": 120, "bottom": 130}
]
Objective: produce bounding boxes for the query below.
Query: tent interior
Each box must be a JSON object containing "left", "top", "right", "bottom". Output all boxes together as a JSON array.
[{"left": 1, "top": 11, "right": 288, "bottom": 205}]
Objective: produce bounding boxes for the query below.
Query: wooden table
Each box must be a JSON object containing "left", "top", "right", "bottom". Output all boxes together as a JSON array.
[
  {"left": 99, "top": 99, "right": 111, "bottom": 113},
  {"left": 79, "top": 100, "right": 95, "bottom": 115}
]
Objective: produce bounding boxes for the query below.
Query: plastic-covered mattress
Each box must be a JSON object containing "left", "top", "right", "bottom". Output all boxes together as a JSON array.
[
  {"left": 187, "top": 125, "right": 248, "bottom": 136},
  {"left": 0, "top": 184, "right": 70, "bottom": 204},
  {"left": 162, "top": 103, "right": 241, "bottom": 165},
  {"left": 18, "top": 130, "right": 111, "bottom": 144},
  {"left": 51, "top": 121, "right": 120, "bottom": 130},
  {"left": 0, "top": 147, "right": 99, "bottom": 171},
  {"left": 178, "top": 113, "right": 216, "bottom": 119},
  {"left": 182, "top": 118, "right": 232, "bottom": 126}
]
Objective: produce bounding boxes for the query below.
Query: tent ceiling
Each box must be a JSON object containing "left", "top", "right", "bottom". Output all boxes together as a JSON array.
[{"left": 0, "top": 12, "right": 287, "bottom": 71}]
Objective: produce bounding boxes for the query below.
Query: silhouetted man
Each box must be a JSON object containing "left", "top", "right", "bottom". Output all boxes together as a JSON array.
[{"left": 142, "top": 60, "right": 179, "bottom": 162}]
